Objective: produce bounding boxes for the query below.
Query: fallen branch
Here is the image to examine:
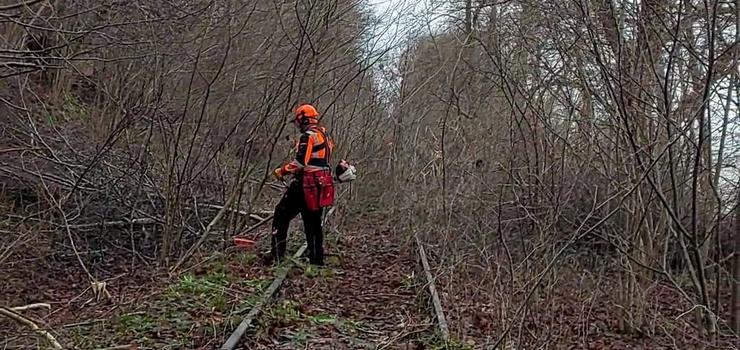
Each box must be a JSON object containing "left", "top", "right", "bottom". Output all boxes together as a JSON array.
[
  {"left": 92, "top": 345, "right": 134, "bottom": 350},
  {"left": 67, "top": 218, "right": 159, "bottom": 230},
  {"left": 255, "top": 210, "right": 274, "bottom": 217},
  {"left": 172, "top": 178, "right": 247, "bottom": 271},
  {"left": 237, "top": 214, "right": 274, "bottom": 236},
  {"left": 10, "top": 303, "right": 51, "bottom": 312},
  {"left": 198, "top": 203, "right": 266, "bottom": 222},
  {"left": 0, "top": 160, "right": 96, "bottom": 192},
  {"left": 0, "top": 231, "right": 26, "bottom": 265},
  {"left": 0, "top": 307, "right": 63, "bottom": 349},
  {"left": 415, "top": 234, "right": 450, "bottom": 343}
]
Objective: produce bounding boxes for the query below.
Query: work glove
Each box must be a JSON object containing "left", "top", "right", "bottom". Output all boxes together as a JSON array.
[{"left": 272, "top": 168, "right": 284, "bottom": 180}]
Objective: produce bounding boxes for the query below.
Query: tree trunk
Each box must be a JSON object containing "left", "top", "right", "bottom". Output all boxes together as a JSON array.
[
  {"left": 732, "top": 186, "right": 740, "bottom": 333},
  {"left": 464, "top": 0, "right": 472, "bottom": 34},
  {"left": 731, "top": 0, "right": 740, "bottom": 334}
]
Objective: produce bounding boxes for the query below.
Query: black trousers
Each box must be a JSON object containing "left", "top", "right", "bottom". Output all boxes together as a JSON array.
[{"left": 271, "top": 180, "right": 324, "bottom": 265}]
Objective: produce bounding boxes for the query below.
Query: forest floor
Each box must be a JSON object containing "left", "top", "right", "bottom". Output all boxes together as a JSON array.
[
  {"left": 2, "top": 186, "right": 738, "bottom": 349},
  {"left": 0, "top": 209, "right": 442, "bottom": 349}
]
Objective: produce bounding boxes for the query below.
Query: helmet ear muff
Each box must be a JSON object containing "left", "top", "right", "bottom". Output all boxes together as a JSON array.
[{"left": 294, "top": 111, "right": 304, "bottom": 124}]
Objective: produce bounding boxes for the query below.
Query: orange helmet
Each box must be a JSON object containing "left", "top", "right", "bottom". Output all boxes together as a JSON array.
[{"left": 294, "top": 104, "right": 319, "bottom": 124}]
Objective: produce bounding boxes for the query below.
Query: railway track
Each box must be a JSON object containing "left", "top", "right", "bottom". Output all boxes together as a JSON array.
[{"left": 220, "top": 207, "right": 450, "bottom": 349}]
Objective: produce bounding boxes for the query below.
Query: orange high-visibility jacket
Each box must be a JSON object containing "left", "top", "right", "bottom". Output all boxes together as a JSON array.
[{"left": 279, "top": 126, "right": 334, "bottom": 176}]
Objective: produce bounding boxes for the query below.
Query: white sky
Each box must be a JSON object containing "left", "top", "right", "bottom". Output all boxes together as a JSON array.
[
  {"left": 367, "top": 0, "right": 739, "bottom": 190},
  {"left": 366, "top": 0, "right": 446, "bottom": 52}
]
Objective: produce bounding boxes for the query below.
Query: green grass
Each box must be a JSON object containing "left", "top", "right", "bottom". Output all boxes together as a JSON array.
[
  {"left": 303, "top": 264, "right": 336, "bottom": 278},
  {"left": 149, "top": 268, "right": 265, "bottom": 345},
  {"left": 303, "top": 264, "right": 319, "bottom": 278},
  {"left": 326, "top": 255, "right": 342, "bottom": 266},
  {"left": 117, "top": 313, "right": 155, "bottom": 334},
  {"left": 66, "top": 256, "right": 271, "bottom": 349},
  {"left": 423, "top": 335, "right": 475, "bottom": 350},
  {"left": 225, "top": 290, "right": 268, "bottom": 329},
  {"left": 283, "top": 329, "right": 314, "bottom": 346},
  {"left": 161, "top": 270, "right": 232, "bottom": 311},
  {"left": 337, "top": 318, "right": 365, "bottom": 334},
  {"left": 307, "top": 313, "right": 336, "bottom": 326},
  {"left": 238, "top": 275, "right": 269, "bottom": 290},
  {"left": 402, "top": 272, "right": 417, "bottom": 289},
  {"left": 270, "top": 299, "right": 303, "bottom": 322},
  {"left": 65, "top": 322, "right": 113, "bottom": 348},
  {"left": 264, "top": 299, "right": 374, "bottom": 348},
  {"left": 298, "top": 258, "right": 337, "bottom": 279},
  {"left": 266, "top": 301, "right": 364, "bottom": 347},
  {"left": 60, "top": 93, "right": 87, "bottom": 121},
  {"left": 234, "top": 251, "right": 257, "bottom": 265},
  {"left": 43, "top": 93, "right": 88, "bottom": 124},
  {"left": 267, "top": 299, "right": 339, "bottom": 325}
]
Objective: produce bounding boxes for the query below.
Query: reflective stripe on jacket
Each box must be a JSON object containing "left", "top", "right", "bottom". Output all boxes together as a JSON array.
[{"left": 280, "top": 126, "right": 334, "bottom": 175}]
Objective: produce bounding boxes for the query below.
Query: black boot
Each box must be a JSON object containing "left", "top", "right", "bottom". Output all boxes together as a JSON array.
[
  {"left": 308, "top": 252, "right": 324, "bottom": 266},
  {"left": 261, "top": 251, "right": 284, "bottom": 266}
]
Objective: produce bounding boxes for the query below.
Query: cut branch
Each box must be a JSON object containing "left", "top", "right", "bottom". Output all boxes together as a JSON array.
[
  {"left": 416, "top": 234, "right": 450, "bottom": 343},
  {"left": 10, "top": 303, "right": 51, "bottom": 312},
  {"left": 0, "top": 307, "right": 62, "bottom": 349}
]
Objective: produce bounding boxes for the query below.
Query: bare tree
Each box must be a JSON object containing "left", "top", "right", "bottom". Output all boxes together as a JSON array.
[{"left": 374, "top": 0, "right": 740, "bottom": 347}]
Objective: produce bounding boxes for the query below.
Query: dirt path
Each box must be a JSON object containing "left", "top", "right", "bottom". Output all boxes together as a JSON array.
[{"left": 239, "top": 213, "right": 436, "bottom": 349}]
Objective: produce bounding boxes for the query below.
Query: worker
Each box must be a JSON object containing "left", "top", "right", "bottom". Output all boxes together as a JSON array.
[{"left": 267, "top": 104, "right": 336, "bottom": 266}]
